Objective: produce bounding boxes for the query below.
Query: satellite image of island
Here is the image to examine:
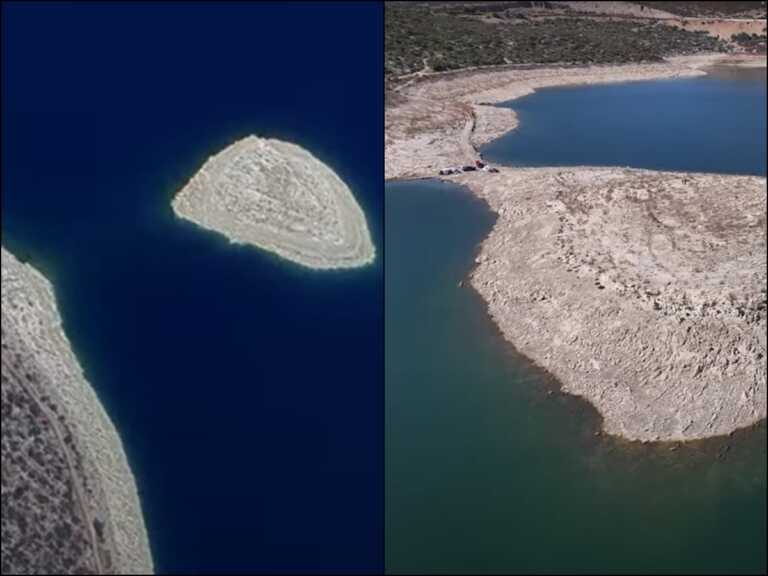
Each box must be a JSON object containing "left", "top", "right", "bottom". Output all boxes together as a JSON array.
[
  {"left": 2, "top": 1, "right": 382, "bottom": 574},
  {"left": 172, "top": 136, "right": 375, "bottom": 269},
  {"left": 3, "top": 0, "right": 767, "bottom": 575}
]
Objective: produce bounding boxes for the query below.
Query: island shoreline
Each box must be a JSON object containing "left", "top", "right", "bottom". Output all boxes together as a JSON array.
[{"left": 171, "top": 136, "right": 376, "bottom": 270}]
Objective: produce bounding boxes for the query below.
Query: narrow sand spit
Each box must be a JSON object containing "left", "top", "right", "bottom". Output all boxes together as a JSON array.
[
  {"left": 172, "top": 136, "right": 375, "bottom": 270},
  {"left": 1, "top": 247, "right": 153, "bottom": 574},
  {"left": 386, "top": 54, "right": 765, "bottom": 180},
  {"left": 385, "top": 54, "right": 767, "bottom": 442}
]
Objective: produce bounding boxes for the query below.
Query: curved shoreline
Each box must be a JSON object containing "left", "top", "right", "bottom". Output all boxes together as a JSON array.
[
  {"left": 386, "top": 53, "right": 764, "bottom": 180},
  {"left": 1, "top": 247, "right": 153, "bottom": 574},
  {"left": 385, "top": 54, "right": 767, "bottom": 442},
  {"left": 460, "top": 167, "right": 766, "bottom": 442}
]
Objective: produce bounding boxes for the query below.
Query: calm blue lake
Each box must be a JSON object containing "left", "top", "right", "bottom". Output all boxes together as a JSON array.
[
  {"left": 2, "top": 3, "right": 383, "bottom": 574},
  {"left": 387, "top": 68, "right": 767, "bottom": 574},
  {"left": 482, "top": 67, "right": 766, "bottom": 176}
]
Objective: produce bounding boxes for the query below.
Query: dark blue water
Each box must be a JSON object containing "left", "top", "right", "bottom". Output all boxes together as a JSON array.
[
  {"left": 482, "top": 67, "right": 767, "bottom": 176},
  {"left": 2, "top": 3, "right": 383, "bottom": 574}
]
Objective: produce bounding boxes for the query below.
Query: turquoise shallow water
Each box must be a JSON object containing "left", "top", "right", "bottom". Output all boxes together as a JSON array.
[{"left": 386, "top": 70, "right": 767, "bottom": 574}]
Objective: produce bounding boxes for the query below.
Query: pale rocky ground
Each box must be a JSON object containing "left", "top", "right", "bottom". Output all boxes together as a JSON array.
[
  {"left": 456, "top": 168, "right": 766, "bottom": 442},
  {"left": 671, "top": 17, "right": 766, "bottom": 42},
  {"left": 172, "top": 136, "right": 375, "bottom": 270},
  {"left": 385, "top": 55, "right": 767, "bottom": 442},
  {"left": 552, "top": 2, "right": 766, "bottom": 44},
  {"left": 1, "top": 247, "right": 153, "bottom": 574},
  {"left": 553, "top": 1, "right": 680, "bottom": 19},
  {"left": 386, "top": 54, "right": 764, "bottom": 180}
]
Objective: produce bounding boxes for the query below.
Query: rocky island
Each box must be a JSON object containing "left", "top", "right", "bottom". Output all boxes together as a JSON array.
[
  {"left": 1, "top": 247, "right": 153, "bottom": 574},
  {"left": 172, "top": 136, "right": 376, "bottom": 270}
]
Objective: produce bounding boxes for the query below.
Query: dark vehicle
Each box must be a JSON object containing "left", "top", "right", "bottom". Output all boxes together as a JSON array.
[{"left": 462, "top": 165, "right": 476, "bottom": 172}]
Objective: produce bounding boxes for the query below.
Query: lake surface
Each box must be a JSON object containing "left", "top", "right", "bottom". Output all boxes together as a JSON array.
[
  {"left": 2, "top": 3, "right": 383, "bottom": 574},
  {"left": 386, "top": 69, "right": 767, "bottom": 574},
  {"left": 482, "top": 67, "right": 766, "bottom": 176}
]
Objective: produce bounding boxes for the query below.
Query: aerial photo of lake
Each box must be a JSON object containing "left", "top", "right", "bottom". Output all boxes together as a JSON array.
[{"left": 386, "top": 67, "right": 767, "bottom": 574}]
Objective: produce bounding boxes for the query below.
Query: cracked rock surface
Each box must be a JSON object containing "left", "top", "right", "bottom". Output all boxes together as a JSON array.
[
  {"left": 461, "top": 167, "right": 766, "bottom": 441},
  {"left": 172, "top": 136, "right": 375, "bottom": 269},
  {"left": 1, "top": 247, "right": 153, "bottom": 574}
]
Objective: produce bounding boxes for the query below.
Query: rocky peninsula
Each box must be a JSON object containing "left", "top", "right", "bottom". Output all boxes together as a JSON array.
[
  {"left": 1, "top": 247, "right": 153, "bottom": 574},
  {"left": 172, "top": 136, "right": 375, "bottom": 270},
  {"left": 458, "top": 167, "right": 766, "bottom": 442},
  {"left": 385, "top": 53, "right": 767, "bottom": 441}
]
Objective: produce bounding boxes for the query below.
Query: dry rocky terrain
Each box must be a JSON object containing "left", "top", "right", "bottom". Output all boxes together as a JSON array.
[
  {"left": 385, "top": 30, "right": 767, "bottom": 441},
  {"left": 456, "top": 168, "right": 766, "bottom": 441},
  {"left": 2, "top": 327, "right": 104, "bottom": 575},
  {"left": 172, "top": 136, "right": 375, "bottom": 269},
  {"left": 1, "top": 248, "right": 153, "bottom": 574}
]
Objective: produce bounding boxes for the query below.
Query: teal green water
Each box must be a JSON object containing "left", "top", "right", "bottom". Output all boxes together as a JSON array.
[
  {"left": 385, "top": 180, "right": 766, "bottom": 575},
  {"left": 386, "top": 73, "right": 767, "bottom": 574}
]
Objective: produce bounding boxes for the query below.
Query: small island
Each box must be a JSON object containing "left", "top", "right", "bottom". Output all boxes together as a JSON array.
[
  {"left": 1, "top": 247, "right": 153, "bottom": 575},
  {"left": 172, "top": 136, "right": 376, "bottom": 269}
]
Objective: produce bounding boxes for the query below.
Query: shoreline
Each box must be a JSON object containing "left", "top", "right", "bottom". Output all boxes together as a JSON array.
[
  {"left": 386, "top": 53, "right": 765, "bottom": 180},
  {"left": 385, "top": 54, "right": 767, "bottom": 442},
  {"left": 463, "top": 210, "right": 767, "bottom": 451},
  {"left": 1, "top": 247, "right": 154, "bottom": 574},
  {"left": 458, "top": 167, "right": 766, "bottom": 442}
]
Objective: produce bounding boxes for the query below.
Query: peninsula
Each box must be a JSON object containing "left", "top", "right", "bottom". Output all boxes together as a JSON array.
[
  {"left": 460, "top": 167, "right": 766, "bottom": 442},
  {"left": 172, "top": 136, "right": 376, "bottom": 269},
  {"left": 385, "top": 1, "right": 767, "bottom": 441},
  {"left": 1, "top": 247, "right": 153, "bottom": 574}
]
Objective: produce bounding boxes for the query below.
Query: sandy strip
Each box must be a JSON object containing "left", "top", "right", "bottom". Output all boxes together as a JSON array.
[
  {"left": 1, "top": 247, "right": 153, "bottom": 574},
  {"left": 386, "top": 54, "right": 765, "bottom": 180},
  {"left": 172, "top": 136, "right": 376, "bottom": 270}
]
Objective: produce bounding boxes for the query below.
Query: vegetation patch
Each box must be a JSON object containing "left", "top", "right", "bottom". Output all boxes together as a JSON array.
[{"left": 385, "top": 3, "right": 729, "bottom": 79}]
